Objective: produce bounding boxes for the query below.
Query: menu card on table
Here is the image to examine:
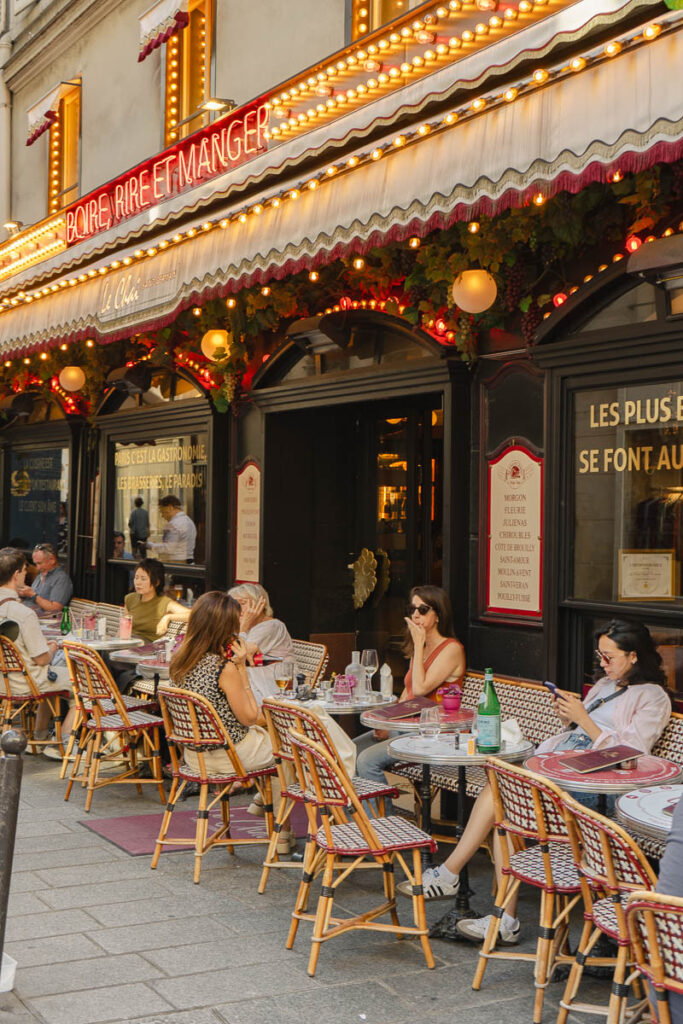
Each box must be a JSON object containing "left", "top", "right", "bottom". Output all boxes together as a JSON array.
[
  {"left": 370, "top": 697, "right": 435, "bottom": 721},
  {"left": 558, "top": 744, "right": 642, "bottom": 773}
]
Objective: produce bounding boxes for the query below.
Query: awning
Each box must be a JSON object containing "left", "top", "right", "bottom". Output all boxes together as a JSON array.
[
  {"left": 26, "top": 84, "right": 66, "bottom": 146},
  {"left": 138, "top": 0, "right": 189, "bottom": 63}
]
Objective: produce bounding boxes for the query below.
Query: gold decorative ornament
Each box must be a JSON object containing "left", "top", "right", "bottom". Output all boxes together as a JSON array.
[{"left": 348, "top": 547, "right": 377, "bottom": 609}]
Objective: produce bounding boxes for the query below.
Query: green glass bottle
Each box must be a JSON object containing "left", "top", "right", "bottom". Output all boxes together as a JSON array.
[
  {"left": 60, "top": 604, "right": 71, "bottom": 636},
  {"left": 476, "top": 667, "right": 501, "bottom": 753}
]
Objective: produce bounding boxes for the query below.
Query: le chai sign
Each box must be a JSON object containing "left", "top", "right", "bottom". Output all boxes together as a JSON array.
[{"left": 66, "top": 102, "right": 269, "bottom": 246}]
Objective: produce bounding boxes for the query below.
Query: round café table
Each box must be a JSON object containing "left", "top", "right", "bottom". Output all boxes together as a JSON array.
[
  {"left": 524, "top": 751, "right": 682, "bottom": 816},
  {"left": 314, "top": 692, "right": 397, "bottom": 716},
  {"left": 54, "top": 633, "right": 145, "bottom": 655},
  {"left": 388, "top": 733, "right": 534, "bottom": 937},
  {"left": 616, "top": 784, "right": 682, "bottom": 859}
]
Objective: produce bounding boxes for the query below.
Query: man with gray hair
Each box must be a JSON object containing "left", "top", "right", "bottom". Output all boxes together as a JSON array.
[{"left": 18, "top": 542, "right": 73, "bottom": 613}]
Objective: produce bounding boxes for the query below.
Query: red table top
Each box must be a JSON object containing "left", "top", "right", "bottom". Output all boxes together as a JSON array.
[{"left": 525, "top": 751, "right": 682, "bottom": 793}]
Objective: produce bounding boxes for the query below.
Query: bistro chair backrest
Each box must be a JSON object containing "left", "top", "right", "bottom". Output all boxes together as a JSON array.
[
  {"left": 165, "top": 618, "right": 187, "bottom": 640},
  {"left": 157, "top": 684, "right": 247, "bottom": 779},
  {"left": 626, "top": 890, "right": 683, "bottom": 1010},
  {"left": 561, "top": 792, "right": 657, "bottom": 894},
  {"left": 485, "top": 757, "right": 569, "bottom": 843},
  {"left": 291, "top": 639, "right": 328, "bottom": 685},
  {"left": 62, "top": 642, "right": 127, "bottom": 720},
  {"left": 70, "top": 598, "right": 97, "bottom": 618},
  {"left": 95, "top": 602, "right": 124, "bottom": 635},
  {"left": 289, "top": 729, "right": 354, "bottom": 811},
  {"left": 0, "top": 633, "right": 39, "bottom": 697},
  {"left": 262, "top": 698, "right": 335, "bottom": 764}
]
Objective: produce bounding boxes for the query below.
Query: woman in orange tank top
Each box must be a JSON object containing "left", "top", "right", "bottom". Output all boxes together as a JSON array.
[{"left": 354, "top": 586, "right": 465, "bottom": 808}]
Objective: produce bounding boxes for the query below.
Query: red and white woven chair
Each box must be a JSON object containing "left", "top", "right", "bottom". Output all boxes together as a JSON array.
[
  {"left": 0, "top": 633, "right": 70, "bottom": 757},
  {"left": 258, "top": 698, "right": 399, "bottom": 894},
  {"left": 473, "top": 758, "right": 583, "bottom": 1024},
  {"left": 62, "top": 642, "right": 165, "bottom": 812},
  {"left": 152, "top": 684, "right": 276, "bottom": 883},
  {"left": 626, "top": 890, "right": 683, "bottom": 1024},
  {"left": 558, "top": 792, "right": 657, "bottom": 1024},
  {"left": 287, "top": 729, "right": 436, "bottom": 978}
]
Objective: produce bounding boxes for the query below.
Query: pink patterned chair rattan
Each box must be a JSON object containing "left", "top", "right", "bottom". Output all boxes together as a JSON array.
[
  {"left": 473, "top": 758, "right": 584, "bottom": 1024},
  {"left": 0, "top": 633, "right": 70, "bottom": 757},
  {"left": 558, "top": 792, "right": 657, "bottom": 1024},
  {"left": 152, "top": 685, "right": 277, "bottom": 883},
  {"left": 626, "top": 890, "right": 683, "bottom": 1024},
  {"left": 258, "top": 698, "right": 399, "bottom": 894},
  {"left": 287, "top": 730, "right": 436, "bottom": 977},
  {"left": 62, "top": 642, "right": 165, "bottom": 812}
]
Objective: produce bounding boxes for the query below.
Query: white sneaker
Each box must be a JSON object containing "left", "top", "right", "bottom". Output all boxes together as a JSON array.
[
  {"left": 397, "top": 866, "right": 460, "bottom": 901},
  {"left": 456, "top": 914, "right": 520, "bottom": 945}
]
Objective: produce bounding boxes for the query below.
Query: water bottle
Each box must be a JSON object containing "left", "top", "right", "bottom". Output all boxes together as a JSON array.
[
  {"left": 379, "top": 663, "right": 393, "bottom": 699},
  {"left": 60, "top": 604, "right": 71, "bottom": 636},
  {"left": 344, "top": 651, "right": 363, "bottom": 695},
  {"left": 476, "top": 667, "right": 501, "bottom": 753}
]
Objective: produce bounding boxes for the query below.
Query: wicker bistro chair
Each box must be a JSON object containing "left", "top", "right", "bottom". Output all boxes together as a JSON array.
[
  {"left": 61, "top": 642, "right": 165, "bottom": 812},
  {"left": 291, "top": 639, "right": 328, "bottom": 686},
  {"left": 258, "top": 698, "right": 399, "bottom": 893},
  {"left": 0, "top": 634, "right": 70, "bottom": 756},
  {"left": 558, "top": 793, "right": 658, "bottom": 1024},
  {"left": 152, "top": 685, "right": 277, "bottom": 883},
  {"left": 626, "top": 890, "right": 683, "bottom": 1024},
  {"left": 60, "top": 643, "right": 155, "bottom": 775},
  {"left": 286, "top": 730, "right": 437, "bottom": 978},
  {"left": 473, "top": 758, "right": 584, "bottom": 1024},
  {"left": 69, "top": 598, "right": 97, "bottom": 619},
  {"left": 131, "top": 619, "right": 188, "bottom": 700}
]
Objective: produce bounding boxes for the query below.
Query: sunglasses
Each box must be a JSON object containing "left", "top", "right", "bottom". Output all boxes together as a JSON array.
[
  {"left": 594, "top": 648, "right": 616, "bottom": 664},
  {"left": 408, "top": 603, "right": 432, "bottom": 617}
]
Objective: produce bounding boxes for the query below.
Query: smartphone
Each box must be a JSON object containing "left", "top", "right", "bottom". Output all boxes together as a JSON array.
[{"left": 542, "top": 680, "right": 559, "bottom": 697}]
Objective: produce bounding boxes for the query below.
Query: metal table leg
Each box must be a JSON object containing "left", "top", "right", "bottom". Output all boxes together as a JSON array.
[
  {"left": 429, "top": 764, "right": 476, "bottom": 940},
  {"left": 419, "top": 763, "right": 434, "bottom": 867}
]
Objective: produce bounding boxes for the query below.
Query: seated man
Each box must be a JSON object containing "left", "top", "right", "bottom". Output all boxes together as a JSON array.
[
  {"left": 0, "top": 547, "right": 71, "bottom": 739},
  {"left": 18, "top": 542, "right": 73, "bottom": 614}
]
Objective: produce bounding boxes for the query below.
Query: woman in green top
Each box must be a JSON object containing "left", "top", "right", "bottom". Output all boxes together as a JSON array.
[{"left": 124, "top": 559, "right": 186, "bottom": 643}]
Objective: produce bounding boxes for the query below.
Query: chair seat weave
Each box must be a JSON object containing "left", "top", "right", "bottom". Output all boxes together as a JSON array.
[
  {"left": 7, "top": 688, "right": 70, "bottom": 702},
  {"left": 315, "top": 814, "right": 437, "bottom": 856},
  {"left": 391, "top": 761, "right": 487, "bottom": 799},
  {"left": 86, "top": 710, "right": 163, "bottom": 732},
  {"left": 83, "top": 695, "right": 154, "bottom": 714},
  {"left": 590, "top": 894, "right": 629, "bottom": 941},
  {"left": 175, "top": 761, "right": 278, "bottom": 785},
  {"left": 620, "top": 826, "right": 665, "bottom": 862},
  {"left": 505, "top": 843, "right": 580, "bottom": 893}
]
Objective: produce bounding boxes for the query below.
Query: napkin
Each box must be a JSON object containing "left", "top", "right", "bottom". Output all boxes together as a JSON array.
[{"left": 501, "top": 718, "right": 524, "bottom": 745}]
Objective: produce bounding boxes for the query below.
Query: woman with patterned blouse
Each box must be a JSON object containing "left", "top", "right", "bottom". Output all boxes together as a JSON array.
[{"left": 168, "top": 591, "right": 294, "bottom": 852}]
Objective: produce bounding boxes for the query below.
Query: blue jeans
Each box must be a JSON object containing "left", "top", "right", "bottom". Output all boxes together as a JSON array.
[
  {"left": 569, "top": 790, "right": 617, "bottom": 817},
  {"left": 354, "top": 731, "right": 404, "bottom": 814}
]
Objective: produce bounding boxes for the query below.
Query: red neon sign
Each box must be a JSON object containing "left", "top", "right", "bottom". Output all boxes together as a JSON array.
[{"left": 66, "top": 102, "right": 269, "bottom": 246}]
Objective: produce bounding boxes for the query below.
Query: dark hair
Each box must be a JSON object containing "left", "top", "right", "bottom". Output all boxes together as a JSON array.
[
  {"left": 134, "top": 497, "right": 144, "bottom": 507},
  {"left": 159, "top": 495, "right": 181, "bottom": 509},
  {"left": 169, "top": 592, "right": 240, "bottom": 682},
  {"left": 403, "top": 584, "right": 457, "bottom": 656},
  {"left": 0, "top": 547, "right": 27, "bottom": 586},
  {"left": 113, "top": 531, "right": 125, "bottom": 542},
  {"left": 595, "top": 619, "right": 669, "bottom": 691},
  {"left": 135, "top": 558, "right": 165, "bottom": 595}
]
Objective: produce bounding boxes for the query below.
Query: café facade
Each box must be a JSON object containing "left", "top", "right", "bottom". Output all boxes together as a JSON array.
[{"left": 0, "top": 0, "right": 682, "bottom": 689}]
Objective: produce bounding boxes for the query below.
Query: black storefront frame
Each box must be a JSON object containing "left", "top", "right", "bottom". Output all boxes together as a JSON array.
[
  {"left": 536, "top": 303, "right": 683, "bottom": 692},
  {"left": 96, "top": 396, "right": 231, "bottom": 601}
]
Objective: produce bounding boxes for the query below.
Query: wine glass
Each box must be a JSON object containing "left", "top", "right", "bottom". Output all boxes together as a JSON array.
[
  {"left": 361, "top": 649, "right": 379, "bottom": 695},
  {"left": 419, "top": 706, "right": 442, "bottom": 740},
  {"left": 274, "top": 660, "right": 294, "bottom": 692}
]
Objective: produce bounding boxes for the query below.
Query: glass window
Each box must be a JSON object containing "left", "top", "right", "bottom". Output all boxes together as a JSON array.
[
  {"left": 576, "top": 281, "right": 658, "bottom": 333},
  {"left": 48, "top": 81, "right": 81, "bottom": 214},
  {"left": 573, "top": 381, "right": 683, "bottom": 604},
  {"left": 165, "top": 0, "right": 212, "bottom": 144},
  {"left": 113, "top": 435, "right": 207, "bottom": 565},
  {"left": 7, "top": 447, "right": 69, "bottom": 555},
  {"left": 578, "top": 615, "right": 683, "bottom": 697}
]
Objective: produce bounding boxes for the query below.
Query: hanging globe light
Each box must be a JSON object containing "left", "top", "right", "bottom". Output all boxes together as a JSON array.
[
  {"left": 58, "top": 365, "right": 86, "bottom": 392},
  {"left": 451, "top": 269, "right": 498, "bottom": 313},
  {"left": 200, "top": 329, "right": 231, "bottom": 362}
]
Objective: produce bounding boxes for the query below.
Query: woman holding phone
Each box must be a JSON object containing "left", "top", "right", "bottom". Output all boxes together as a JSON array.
[{"left": 399, "top": 619, "right": 672, "bottom": 945}]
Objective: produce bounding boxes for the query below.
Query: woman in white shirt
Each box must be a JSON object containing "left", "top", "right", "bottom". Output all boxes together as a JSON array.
[{"left": 227, "top": 583, "right": 295, "bottom": 705}]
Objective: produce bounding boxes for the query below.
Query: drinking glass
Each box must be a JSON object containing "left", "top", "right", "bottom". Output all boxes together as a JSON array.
[
  {"left": 361, "top": 649, "right": 379, "bottom": 693},
  {"left": 275, "top": 660, "right": 294, "bottom": 692},
  {"left": 332, "top": 675, "right": 352, "bottom": 703},
  {"left": 83, "top": 612, "right": 97, "bottom": 640},
  {"left": 119, "top": 613, "right": 133, "bottom": 640},
  {"left": 318, "top": 678, "right": 333, "bottom": 702},
  {"left": 71, "top": 612, "right": 83, "bottom": 639},
  {"left": 419, "top": 706, "right": 442, "bottom": 740}
]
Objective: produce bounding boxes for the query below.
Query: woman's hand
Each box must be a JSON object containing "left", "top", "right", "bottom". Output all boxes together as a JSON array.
[
  {"left": 404, "top": 616, "right": 426, "bottom": 650},
  {"left": 372, "top": 729, "right": 390, "bottom": 741},
  {"left": 229, "top": 637, "right": 249, "bottom": 668},
  {"left": 554, "top": 690, "right": 591, "bottom": 730},
  {"left": 240, "top": 597, "right": 266, "bottom": 633},
  {"left": 244, "top": 641, "right": 261, "bottom": 665}
]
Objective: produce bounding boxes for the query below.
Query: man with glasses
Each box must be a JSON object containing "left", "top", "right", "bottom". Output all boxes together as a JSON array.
[{"left": 18, "top": 542, "right": 73, "bottom": 614}]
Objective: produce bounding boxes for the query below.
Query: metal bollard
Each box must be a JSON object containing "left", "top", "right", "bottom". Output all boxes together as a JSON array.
[{"left": 0, "top": 729, "right": 27, "bottom": 975}]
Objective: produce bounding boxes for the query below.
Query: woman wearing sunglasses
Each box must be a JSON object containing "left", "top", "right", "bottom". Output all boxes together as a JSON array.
[
  {"left": 403, "top": 618, "right": 672, "bottom": 946},
  {"left": 354, "top": 585, "right": 465, "bottom": 808}
]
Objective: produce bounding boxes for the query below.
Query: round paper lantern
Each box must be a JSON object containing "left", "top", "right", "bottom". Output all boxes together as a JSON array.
[
  {"left": 200, "top": 329, "right": 230, "bottom": 362},
  {"left": 58, "top": 365, "right": 86, "bottom": 392},
  {"left": 451, "top": 269, "right": 498, "bottom": 314}
]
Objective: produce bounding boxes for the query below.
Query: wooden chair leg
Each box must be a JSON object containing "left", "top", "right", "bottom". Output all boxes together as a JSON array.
[
  {"left": 307, "top": 853, "right": 335, "bottom": 977},
  {"left": 193, "top": 783, "right": 210, "bottom": 883},
  {"left": 151, "top": 778, "right": 179, "bottom": 870},
  {"left": 382, "top": 855, "right": 401, "bottom": 931},
  {"left": 259, "top": 795, "right": 295, "bottom": 894},
  {"left": 472, "top": 873, "right": 516, "bottom": 991},
  {"left": 219, "top": 792, "right": 234, "bottom": 855},
  {"left": 286, "top": 832, "right": 319, "bottom": 950},
  {"left": 606, "top": 944, "right": 630, "bottom": 1024},
  {"left": 558, "top": 921, "right": 601, "bottom": 1024},
  {"left": 532, "top": 890, "right": 555, "bottom": 1024},
  {"left": 411, "top": 849, "right": 435, "bottom": 969},
  {"left": 85, "top": 732, "right": 105, "bottom": 813}
]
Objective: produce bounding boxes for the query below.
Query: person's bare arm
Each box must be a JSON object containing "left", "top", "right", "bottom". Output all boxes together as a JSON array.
[{"left": 217, "top": 639, "right": 264, "bottom": 727}]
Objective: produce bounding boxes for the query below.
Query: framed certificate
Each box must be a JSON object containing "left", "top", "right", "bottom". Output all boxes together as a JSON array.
[{"left": 618, "top": 549, "right": 676, "bottom": 601}]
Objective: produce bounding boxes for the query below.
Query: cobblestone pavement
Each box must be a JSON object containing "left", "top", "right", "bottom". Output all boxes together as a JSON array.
[{"left": 1, "top": 756, "right": 610, "bottom": 1024}]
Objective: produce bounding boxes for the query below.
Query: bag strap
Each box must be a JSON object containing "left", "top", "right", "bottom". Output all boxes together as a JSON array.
[
  {"left": 0, "top": 597, "right": 17, "bottom": 610},
  {"left": 585, "top": 686, "right": 627, "bottom": 715}
]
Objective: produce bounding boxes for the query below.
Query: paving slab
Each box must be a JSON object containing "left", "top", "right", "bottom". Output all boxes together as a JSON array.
[
  {"left": 14, "top": 953, "right": 165, "bottom": 999},
  {"left": 24, "top": 982, "right": 174, "bottom": 1024},
  {"left": 37, "top": 876, "right": 176, "bottom": 912}
]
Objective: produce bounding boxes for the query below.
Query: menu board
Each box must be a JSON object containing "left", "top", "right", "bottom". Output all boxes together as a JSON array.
[
  {"left": 235, "top": 460, "right": 261, "bottom": 583},
  {"left": 487, "top": 444, "right": 543, "bottom": 618}
]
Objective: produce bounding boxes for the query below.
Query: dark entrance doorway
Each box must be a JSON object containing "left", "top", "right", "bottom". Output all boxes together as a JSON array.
[{"left": 263, "top": 393, "right": 444, "bottom": 678}]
